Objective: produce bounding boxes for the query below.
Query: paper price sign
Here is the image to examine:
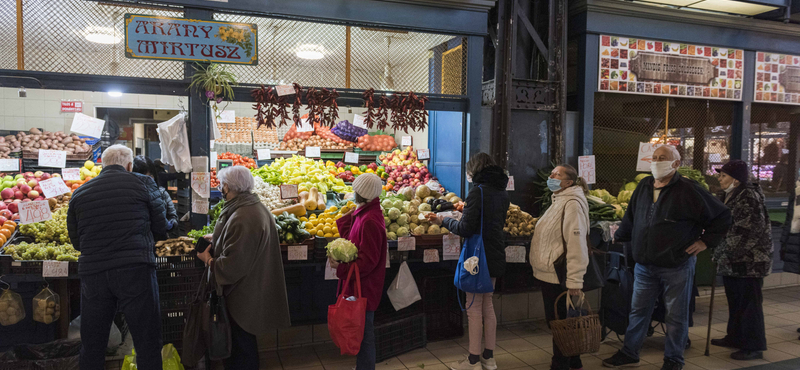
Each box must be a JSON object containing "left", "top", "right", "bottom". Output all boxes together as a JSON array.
[
  {"left": 401, "top": 136, "right": 412, "bottom": 146},
  {"left": 423, "top": 249, "right": 440, "bottom": 263},
  {"left": 19, "top": 200, "right": 52, "bottom": 225},
  {"left": 218, "top": 110, "right": 235, "bottom": 124},
  {"left": 505, "top": 246, "right": 526, "bottom": 263},
  {"left": 191, "top": 172, "right": 210, "bottom": 198},
  {"left": 38, "top": 150, "right": 67, "bottom": 168},
  {"left": 40, "top": 178, "right": 71, "bottom": 199},
  {"left": 352, "top": 114, "right": 367, "bottom": 128},
  {"left": 386, "top": 243, "right": 391, "bottom": 268},
  {"left": 325, "top": 259, "right": 339, "bottom": 280},
  {"left": 297, "top": 118, "right": 314, "bottom": 132},
  {"left": 42, "top": 261, "right": 69, "bottom": 278},
  {"left": 578, "top": 155, "right": 596, "bottom": 185},
  {"left": 305, "top": 146, "right": 321, "bottom": 158},
  {"left": 417, "top": 149, "right": 430, "bottom": 160},
  {"left": 443, "top": 234, "right": 461, "bottom": 260},
  {"left": 62, "top": 168, "right": 81, "bottom": 181},
  {"left": 210, "top": 152, "right": 217, "bottom": 167},
  {"left": 397, "top": 236, "right": 416, "bottom": 251},
  {"left": 288, "top": 245, "right": 308, "bottom": 261},
  {"left": 276, "top": 85, "right": 295, "bottom": 96},
  {"left": 506, "top": 176, "right": 515, "bottom": 191},
  {"left": 280, "top": 184, "right": 299, "bottom": 199},
  {"left": 257, "top": 149, "right": 271, "bottom": 160},
  {"left": 344, "top": 152, "right": 359, "bottom": 164},
  {"left": 70, "top": 113, "right": 105, "bottom": 139},
  {"left": 192, "top": 198, "right": 209, "bottom": 214},
  {"left": 637, "top": 142, "right": 663, "bottom": 172},
  {"left": 0, "top": 159, "right": 19, "bottom": 172}
]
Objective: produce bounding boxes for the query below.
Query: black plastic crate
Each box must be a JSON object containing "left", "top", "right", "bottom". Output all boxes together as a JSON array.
[
  {"left": 420, "top": 272, "right": 463, "bottom": 341},
  {"left": 155, "top": 253, "right": 203, "bottom": 271},
  {"left": 374, "top": 312, "right": 426, "bottom": 362},
  {"left": 161, "top": 308, "right": 186, "bottom": 351},
  {"left": 157, "top": 268, "right": 204, "bottom": 311}
]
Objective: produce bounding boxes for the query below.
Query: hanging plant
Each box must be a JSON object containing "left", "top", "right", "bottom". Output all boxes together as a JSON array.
[{"left": 188, "top": 63, "right": 238, "bottom": 121}]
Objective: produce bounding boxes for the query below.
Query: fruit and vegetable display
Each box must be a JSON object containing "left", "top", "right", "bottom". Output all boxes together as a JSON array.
[
  {"left": 32, "top": 287, "right": 60, "bottom": 324},
  {"left": 3, "top": 243, "right": 80, "bottom": 262},
  {"left": 356, "top": 134, "right": 397, "bottom": 152},
  {"left": 300, "top": 188, "right": 326, "bottom": 211},
  {"left": 253, "top": 176, "right": 293, "bottom": 211},
  {"left": 187, "top": 200, "right": 225, "bottom": 242},
  {"left": 331, "top": 120, "right": 368, "bottom": 143},
  {"left": 380, "top": 185, "right": 453, "bottom": 240},
  {"left": 275, "top": 211, "right": 312, "bottom": 244},
  {"left": 326, "top": 238, "right": 358, "bottom": 263},
  {"left": 302, "top": 200, "right": 355, "bottom": 238},
  {"left": 269, "top": 156, "right": 351, "bottom": 194},
  {"left": 379, "top": 148, "right": 433, "bottom": 192},
  {"left": 330, "top": 162, "right": 384, "bottom": 182},
  {"left": 210, "top": 168, "right": 220, "bottom": 188},
  {"left": 278, "top": 136, "right": 353, "bottom": 151},
  {"left": 504, "top": 204, "right": 537, "bottom": 237},
  {"left": 0, "top": 220, "right": 16, "bottom": 246},
  {"left": 314, "top": 122, "right": 357, "bottom": 146},
  {"left": 64, "top": 161, "right": 102, "bottom": 190},
  {"left": 19, "top": 207, "right": 70, "bottom": 245},
  {"left": 0, "top": 289, "right": 25, "bottom": 326},
  {"left": 251, "top": 165, "right": 282, "bottom": 185},
  {"left": 47, "top": 194, "right": 71, "bottom": 212},
  {"left": 217, "top": 152, "right": 257, "bottom": 169},
  {"left": 16, "top": 128, "right": 94, "bottom": 158},
  {"left": 0, "top": 171, "right": 54, "bottom": 204},
  {"left": 677, "top": 167, "right": 710, "bottom": 190},
  {"left": 155, "top": 237, "right": 196, "bottom": 257}
]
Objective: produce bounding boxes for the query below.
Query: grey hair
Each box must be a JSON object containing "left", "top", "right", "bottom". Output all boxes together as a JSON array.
[
  {"left": 101, "top": 144, "right": 133, "bottom": 168},
  {"left": 662, "top": 145, "right": 682, "bottom": 162},
  {"left": 217, "top": 165, "right": 254, "bottom": 193}
]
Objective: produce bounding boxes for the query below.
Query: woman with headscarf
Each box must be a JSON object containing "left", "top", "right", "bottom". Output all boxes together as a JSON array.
[
  {"left": 133, "top": 155, "right": 178, "bottom": 233},
  {"left": 328, "top": 173, "right": 387, "bottom": 370},
  {"left": 196, "top": 166, "right": 291, "bottom": 370}
]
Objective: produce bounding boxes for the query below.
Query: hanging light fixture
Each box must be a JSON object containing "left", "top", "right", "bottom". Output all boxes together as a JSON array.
[
  {"left": 85, "top": 27, "right": 122, "bottom": 44},
  {"left": 296, "top": 44, "right": 325, "bottom": 60}
]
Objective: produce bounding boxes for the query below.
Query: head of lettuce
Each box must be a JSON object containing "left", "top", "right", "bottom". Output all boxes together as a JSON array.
[{"left": 326, "top": 238, "right": 358, "bottom": 263}]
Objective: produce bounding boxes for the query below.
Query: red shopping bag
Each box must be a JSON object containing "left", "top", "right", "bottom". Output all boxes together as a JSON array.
[{"left": 327, "top": 264, "right": 368, "bottom": 356}]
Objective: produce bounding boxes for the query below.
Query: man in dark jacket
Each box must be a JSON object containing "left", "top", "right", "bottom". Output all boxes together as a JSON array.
[
  {"left": 68, "top": 144, "right": 168, "bottom": 370},
  {"left": 603, "top": 146, "right": 731, "bottom": 370}
]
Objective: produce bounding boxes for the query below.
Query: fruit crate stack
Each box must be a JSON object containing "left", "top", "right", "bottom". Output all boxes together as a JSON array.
[
  {"left": 374, "top": 310, "right": 427, "bottom": 362},
  {"left": 155, "top": 253, "right": 204, "bottom": 354}
]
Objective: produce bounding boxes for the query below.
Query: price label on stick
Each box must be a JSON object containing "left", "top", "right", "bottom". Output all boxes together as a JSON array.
[
  {"left": 192, "top": 198, "right": 209, "bottom": 214},
  {"left": 288, "top": 245, "right": 308, "bottom": 261},
  {"left": 397, "top": 236, "right": 416, "bottom": 251},
  {"left": 280, "top": 184, "right": 299, "bottom": 199},
  {"left": 344, "top": 152, "right": 359, "bottom": 164},
  {"left": 417, "top": 149, "right": 430, "bottom": 160},
  {"left": 70, "top": 113, "right": 105, "bottom": 139},
  {"left": 276, "top": 85, "right": 295, "bottom": 96},
  {"left": 506, "top": 176, "right": 515, "bottom": 191},
  {"left": 42, "top": 261, "right": 69, "bottom": 278},
  {"left": 191, "top": 172, "right": 210, "bottom": 198},
  {"left": 423, "top": 249, "right": 440, "bottom": 263},
  {"left": 210, "top": 152, "right": 217, "bottom": 167},
  {"left": 305, "top": 146, "right": 321, "bottom": 158},
  {"left": 401, "top": 136, "right": 412, "bottom": 146},
  {"left": 505, "top": 246, "right": 526, "bottom": 263},
  {"left": 19, "top": 200, "right": 52, "bottom": 225},
  {"left": 297, "top": 118, "right": 314, "bottom": 132},
  {"left": 38, "top": 150, "right": 67, "bottom": 168},
  {"left": 257, "top": 149, "right": 271, "bottom": 160},
  {"left": 40, "top": 178, "right": 71, "bottom": 199},
  {"left": 0, "top": 159, "right": 19, "bottom": 172},
  {"left": 578, "top": 155, "right": 596, "bottom": 185},
  {"left": 352, "top": 114, "right": 367, "bottom": 129},
  {"left": 443, "top": 234, "right": 461, "bottom": 260},
  {"left": 62, "top": 168, "right": 80, "bottom": 181}
]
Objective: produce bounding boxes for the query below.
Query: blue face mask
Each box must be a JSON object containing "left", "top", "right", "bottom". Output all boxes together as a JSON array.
[{"left": 547, "top": 178, "right": 563, "bottom": 192}]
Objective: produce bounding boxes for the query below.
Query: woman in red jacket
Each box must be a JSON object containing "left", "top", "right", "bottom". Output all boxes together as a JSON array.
[{"left": 329, "top": 173, "right": 387, "bottom": 370}]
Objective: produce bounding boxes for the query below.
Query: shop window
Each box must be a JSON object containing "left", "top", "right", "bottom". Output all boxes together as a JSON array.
[{"left": 750, "top": 104, "right": 799, "bottom": 198}]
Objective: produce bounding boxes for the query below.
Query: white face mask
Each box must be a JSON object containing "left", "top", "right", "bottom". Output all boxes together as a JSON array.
[
  {"left": 466, "top": 173, "right": 472, "bottom": 183},
  {"left": 650, "top": 160, "right": 676, "bottom": 180},
  {"left": 723, "top": 182, "right": 736, "bottom": 193}
]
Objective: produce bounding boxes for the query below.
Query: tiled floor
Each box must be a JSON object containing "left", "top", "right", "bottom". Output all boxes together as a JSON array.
[{"left": 257, "top": 286, "right": 800, "bottom": 370}]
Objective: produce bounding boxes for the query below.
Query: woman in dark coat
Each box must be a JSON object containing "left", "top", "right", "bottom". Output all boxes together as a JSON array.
[
  {"left": 430, "top": 152, "right": 509, "bottom": 370},
  {"left": 711, "top": 160, "right": 772, "bottom": 361}
]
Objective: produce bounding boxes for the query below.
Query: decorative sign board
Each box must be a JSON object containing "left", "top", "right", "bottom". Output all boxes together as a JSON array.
[
  {"left": 397, "top": 236, "right": 416, "bottom": 251},
  {"left": 754, "top": 52, "right": 800, "bottom": 105},
  {"left": 578, "top": 155, "right": 596, "bottom": 184},
  {"left": 60, "top": 101, "right": 83, "bottom": 113},
  {"left": 191, "top": 172, "right": 210, "bottom": 198}
]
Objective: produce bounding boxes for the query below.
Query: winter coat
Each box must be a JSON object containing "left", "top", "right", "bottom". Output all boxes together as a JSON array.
[
  {"left": 443, "top": 165, "right": 510, "bottom": 278},
  {"left": 159, "top": 187, "right": 178, "bottom": 225},
  {"left": 712, "top": 181, "right": 772, "bottom": 277},
  {"left": 211, "top": 192, "right": 290, "bottom": 334},
  {"left": 67, "top": 165, "right": 168, "bottom": 276},
  {"left": 336, "top": 197, "right": 388, "bottom": 312},
  {"left": 615, "top": 172, "right": 731, "bottom": 268},
  {"left": 529, "top": 186, "right": 590, "bottom": 289},
  {"left": 781, "top": 186, "right": 800, "bottom": 274}
]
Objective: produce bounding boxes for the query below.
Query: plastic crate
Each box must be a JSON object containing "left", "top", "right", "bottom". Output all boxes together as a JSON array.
[
  {"left": 420, "top": 272, "right": 464, "bottom": 341},
  {"left": 161, "top": 308, "right": 186, "bottom": 354},
  {"left": 374, "top": 312, "right": 426, "bottom": 362},
  {"left": 157, "top": 267, "right": 204, "bottom": 311},
  {"left": 154, "top": 253, "right": 203, "bottom": 271}
]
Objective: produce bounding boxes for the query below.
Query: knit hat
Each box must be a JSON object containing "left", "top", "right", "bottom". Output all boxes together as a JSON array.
[
  {"left": 717, "top": 159, "right": 749, "bottom": 184},
  {"left": 352, "top": 173, "right": 382, "bottom": 202}
]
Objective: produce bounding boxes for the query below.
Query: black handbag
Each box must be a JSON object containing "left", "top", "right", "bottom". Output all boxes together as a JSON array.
[
  {"left": 182, "top": 267, "right": 211, "bottom": 366},
  {"left": 554, "top": 200, "right": 605, "bottom": 292},
  {"left": 206, "top": 273, "right": 232, "bottom": 361}
]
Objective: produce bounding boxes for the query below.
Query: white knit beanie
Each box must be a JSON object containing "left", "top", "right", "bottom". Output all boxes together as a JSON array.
[{"left": 352, "top": 173, "right": 382, "bottom": 202}]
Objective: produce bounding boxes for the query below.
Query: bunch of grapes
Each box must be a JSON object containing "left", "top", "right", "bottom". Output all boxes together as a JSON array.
[
  {"left": 19, "top": 208, "right": 70, "bottom": 244},
  {"left": 3, "top": 242, "right": 79, "bottom": 262}
]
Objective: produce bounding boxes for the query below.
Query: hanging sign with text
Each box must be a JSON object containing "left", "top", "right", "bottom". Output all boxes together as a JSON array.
[
  {"left": 191, "top": 172, "right": 210, "bottom": 198},
  {"left": 124, "top": 14, "right": 258, "bottom": 65},
  {"left": 578, "top": 155, "right": 596, "bottom": 184},
  {"left": 637, "top": 142, "right": 663, "bottom": 172},
  {"left": 60, "top": 101, "right": 83, "bottom": 113},
  {"left": 19, "top": 200, "right": 52, "bottom": 225},
  {"left": 38, "top": 150, "right": 67, "bottom": 168},
  {"left": 70, "top": 113, "right": 105, "bottom": 139},
  {"left": 754, "top": 51, "right": 800, "bottom": 105}
]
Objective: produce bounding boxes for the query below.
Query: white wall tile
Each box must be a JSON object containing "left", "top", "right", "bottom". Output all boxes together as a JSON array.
[
  {"left": 23, "top": 89, "right": 45, "bottom": 100},
  {"left": 102, "top": 94, "right": 122, "bottom": 106},
  {"left": 782, "top": 273, "right": 799, "bottom": 286},
  {"left": 1, "top": 100, "right": 16, "bottom": 116},
  {"left": 44, "top": 90, "right": 64, "bottom": 101},
  {"left": 83, "top": 92, "right": 103, "bottom": 103},
  {"left": 24, "top": 100, "right": 46, "bottom": 118},
  {"left": 26, "top": 117, "right": 45, "bottom": 131},
  {"left": 138, "top": 94, "right": 157, "bottom": 108},
  {"left": 3, "top": 117, "right": 26, "bottom": 131},
  {"left": 3, "top": 88, "right": 21, "bottom": 100},
  {"left": 63, "top": 91, "right": 84, "bottom": 101},
  {"left": 120, "top": 94, "right": 138, "bottom": 107},
  {"left": 44, "top": 101, "right": 63, "bottom": 118},
  {"left": 45, "top": 118, "right": 64, "bottom": 133},
  {"left": 156, "top": 96, "right": 178, "bottom": 109}
]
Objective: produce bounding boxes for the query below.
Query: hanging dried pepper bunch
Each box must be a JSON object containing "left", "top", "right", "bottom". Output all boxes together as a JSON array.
[
  {"left": 407, "top": 92, "right": 429, "bottom": 132},
  {"left": 389, "top": 92, "right": 407, "bottom": 132},
  {"left": 320, "top": 88, "right": 340, "bottom": 127},
  {"left": 376, "top": 94, "right": 391, "bottom": 131},
  {"left": 292, "top": 83, "right": 303, "bottom": 127},
  {"left": 362, "top": 89, "right": 377, "bottom": 129},
  {"left": 252, "top": 86, "right": 277, "bottom": 129},
  {"left": 305, "top": 87, "right": 321, "bottom": 125}
]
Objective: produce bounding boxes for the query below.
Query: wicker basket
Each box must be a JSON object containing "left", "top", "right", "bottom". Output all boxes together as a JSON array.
[{"left": 550, "top": 291, "right": 601, "bottom": 357}]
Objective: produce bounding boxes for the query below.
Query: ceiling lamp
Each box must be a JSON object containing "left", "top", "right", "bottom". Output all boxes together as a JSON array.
[
  {"left": 85, "top": 27, "right": 122, "bottom": 44},
  {"left": 107, "top": 91, "right": 122, "bottom": 97},
  {"left": 637, "top": 0, "right": 778, "bottom": 16},
  {"left": 296, "top": 44, "right": 325, "bottom": 60}
]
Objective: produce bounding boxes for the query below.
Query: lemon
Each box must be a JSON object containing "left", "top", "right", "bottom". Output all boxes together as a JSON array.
[
  {"left": 309, "top": 214, "right": 316, "bottom": 219},
  {"left": 300, "top": 217, "right": 308, "bottom": 222},
  {"left": 323, "top": 226, "right": 332, "bottom": 234},
  {"left": 324, "top": 233, "right": 333, "bottom": 238},
  {"left": 84, "top": 161, "right": 95, "bottom": 170},
  {"left": 329, "top": 206, "right": 338, "bottom": 212},
  {"left": 334, "top": 233, "right": 340, "bottom": 238},
  {"left": 316, "top": 230, "right": 325, "bottom": 237}
]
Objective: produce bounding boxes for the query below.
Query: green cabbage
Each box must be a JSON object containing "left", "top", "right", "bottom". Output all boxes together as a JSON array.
[
  {"left": 396, "top": 214, "right": 409, "bottom": 226},
  {"left": 326, "top": 238, "right": 358, "bottom": 262},
  {"left": 635, "top": 173, "right": 652, "bottom": 182},
  {"left": 388, "top": 223, "right": 400, "bottom": 233},
  {"left": 387, "top": 231, "right": 398, "bottom": 240},
  {"left": 388, "top": 208, "right": 401, "bottom": 220},
  {"left": 396, "top": 227, "right": 409, "bottom": 237}
]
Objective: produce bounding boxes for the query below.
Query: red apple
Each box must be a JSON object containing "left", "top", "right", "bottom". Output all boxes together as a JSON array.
[
  {"left": 19, "top": 184, "right": 30, "bottom": 194},
  {"left": 40, "top": 173, "right": 51, "bottom": 180},
  {"left": 0, "top": 202, "right": 7, "bottom": 211},
  {"left": 0, "top": 216, "right": 7, "bottom": 225},
  {"left": 0, "top": 209, "right": 12, "bottom": 219},
  {"left": 21, "top": 198, "right": 30, "bottom": 203},
  {"left": 34, "top": 197, "right": 44, "bottom": 201},
  {"left": 0, "top": 188, "right": 13, "bottom": 200},
  {"left": 15, "top": 180, "right": 25, "bottom": 188},
  {"left": 34, "top": 171, "right": 43, "bottom": 178},
  {"left": 27, "top": 190, "right": 39, "bottom": 199},
  {"left": 11, "top": 213, "right": 19, "bottom": 220},
  {"left": 34, "top": 186, "right": 41, "bottom": 194},
  {"left": 27, "top": 179, "right": 38, "bottom": 188},
  {"left": 14, "top": 191, "right": 23, "bottom": 200}
]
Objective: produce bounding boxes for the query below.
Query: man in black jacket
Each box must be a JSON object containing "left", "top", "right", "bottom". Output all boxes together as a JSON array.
[
  {"left": 603, "top": 146, "right": 731, "bottom": 370},
  {"left": 68, "top": 144, "right": 168, "bottom": 370}
]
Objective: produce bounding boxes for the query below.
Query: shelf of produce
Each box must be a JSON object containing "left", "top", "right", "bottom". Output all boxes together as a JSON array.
[{"left": 22, "top": 159, "right": 93, "bottom": 173}]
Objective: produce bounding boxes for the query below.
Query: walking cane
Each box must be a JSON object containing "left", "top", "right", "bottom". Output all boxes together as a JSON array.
[{"left": 704, "top": 262, "right": 718, "bottom": 356}]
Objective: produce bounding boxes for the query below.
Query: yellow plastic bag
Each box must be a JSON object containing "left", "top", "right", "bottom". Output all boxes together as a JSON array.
[{"left": 120, "top": 344, "right": 184, "bottom": 370}]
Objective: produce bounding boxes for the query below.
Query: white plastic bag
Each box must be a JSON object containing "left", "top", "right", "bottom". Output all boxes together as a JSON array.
[
  {"left": 68, "top": 315, "right": 123, "bottom": 350},
  {"left": 386, "top": 262, "right": 421, "bottom": 311},
  {"left": 157, "top": 113, "right": 193, "bottom": 173}
]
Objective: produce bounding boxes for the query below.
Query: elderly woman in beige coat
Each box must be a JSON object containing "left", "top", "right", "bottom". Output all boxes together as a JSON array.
[{"left": 197, "top": 166, "right": 291, "bottom": 370}]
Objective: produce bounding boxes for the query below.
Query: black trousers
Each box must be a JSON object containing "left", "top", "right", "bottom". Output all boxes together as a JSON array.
[
  {"left": 723, "top": 276, "right": 767, "bottom": 351},
  {"left": 223, "top": 317, "right": 260, "bottom": 370},
  {"left": 539, "top": 279, "right": 583, "bottom": 370}
]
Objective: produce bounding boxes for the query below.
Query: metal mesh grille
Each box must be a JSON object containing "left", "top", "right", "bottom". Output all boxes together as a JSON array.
[
  {"left": 592, "top": 93, "right": 734, "bottom": 193},
  {"left": 750, "top": 104, "right": 797, "bottom": 195},
  {"left": 0, "top": 0, "right": 15, "bottom": 70},
  {"left": 22, "top": 0, "right": 184, "bottom": 79},
  {"left": 213, "top": 13, "right": 461, "bottom": 94}
]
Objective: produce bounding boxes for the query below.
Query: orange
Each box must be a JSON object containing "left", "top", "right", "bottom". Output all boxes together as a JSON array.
[
  {"left": 72, "top": 184, "right": 80, "bottom": 190},
  {"left": 3, "top": 221, "right": 16, "bottom": 229},
  {"left": 1, "top": 226, "right": 14, "bottom": 235},
  {"left": 0, "top": 228, "right": 11, "bottom": 239},
  {"left": 0, "top": 234, "right": 7, "bottom": 246}
]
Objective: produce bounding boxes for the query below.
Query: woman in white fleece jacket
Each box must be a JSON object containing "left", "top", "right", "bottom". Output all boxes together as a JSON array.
[{"left": 529, "top": 164, "right": 590, "bottom": 370}]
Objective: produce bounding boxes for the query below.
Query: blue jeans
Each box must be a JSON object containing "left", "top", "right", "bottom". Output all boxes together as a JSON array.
[
  {"left": 357, "top": 311, "right": 376, "bottom": 370},
  {"left": 622, "top": 256, "right": 695, "bottom": 365},
  {"left": 80, "top": 264, "right": 163, "bottom": 370}
]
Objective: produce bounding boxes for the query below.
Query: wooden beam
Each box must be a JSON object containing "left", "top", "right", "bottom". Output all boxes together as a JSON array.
[
  {"left": 16, "top": 0, "right": 23, "bottom": 70},
  {"left": 346, "top": 26, "right": 351, "bottom": 89}
]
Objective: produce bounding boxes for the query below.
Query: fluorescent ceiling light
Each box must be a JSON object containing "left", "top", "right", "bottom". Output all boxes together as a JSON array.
[
  {"left": 296, "top": 44, "right": 325, "bottom": 60},
  {"left": 108, "top": 91, "right": 122, "bottom": 97},
  {"left": 687, "top": 0, "right": 777, "bottom": 15},
  {"left": 85, "top": 27, "right": 122, "bottom": 44},
  {"left": 639, "top": 0, "right": 698, "bottom": 6}
]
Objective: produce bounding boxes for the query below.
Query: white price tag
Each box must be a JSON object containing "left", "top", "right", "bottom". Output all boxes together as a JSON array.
[
  {"left": 62, "top": 168, "right": 81, "bottom": 181},
  {"left": 578, "top": 155, "right": 596, "bottom": 185},
  {"left": 305, "top": 146, "right": 321, "bottom": 158},
  {"left": 506, "top": 176, "right": 515, "bottom": 191},
  {"left": 325, "top": 259, "right": 339, "bottom": 280},
  {"left": 637, "top": 142, "right": 663, "bottom": 172},
  {"left": 276, "top": 85, "right": 295, "bottom": 96},
  {"left": 297, "top": 118, "right": 314, "bottom": 132},
  {"left": 344, "top": 152, "right": 359, "bottom": 164},
  {"left": 288, "top": 245, "right": 308, "bottom": 261},
  {"left": 417, "top": 149, "right": 430, "bottom": 160},
  {"left": 192, "top": 198, "right": 209, "bottom": 214},
  {"left": 218, "top": 110, "right": 235, "bottom": 123},
  {"left": 191, "top": 172, "right": 210, "bottom": 198},
  {"left": 398, "top": 236, "right": 416, "bottom": 251},
  {"left": 19, "top": 200, "right": 52, "bottom": 225},
  {"left": 505, "top": 246, "right": 526, "bottom": 263},
  {"left": 257, "top": 149, "right": 271, "bottom": 160},
  {"left": 210, "top": 152, "right": 217, "bottom": 168},
  {"left": 401, "top": 136, "right": 412, "bottom": 146},
  {"left": 70, "top": 113, "right": 105, "bottom": 138},
  {"left": 280, "top": 184, "right": 299, "bottom": 199},
  {"left": 210, "top": 140, "right": 215, "bottom": 149},
  {"left": 0, "top": 159, "right": 19, "bottom": 172},
  {"left": 352, "top": 114, "right": 367, "bottom": 129},
  {"left": 38, "top": 150, "right": 67, "bottom": 168},
  {"left": 443, "top": 233, "right": 461, "bottom": 260},
  {"left": 42, "top": 261, "right": 69, "bottom": 277},
  {"left": 423, "top": 249, "right": 440, "bottom": 263},
  {"left": 39, "top": 178, "right": 71, "bottom": 199}
]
